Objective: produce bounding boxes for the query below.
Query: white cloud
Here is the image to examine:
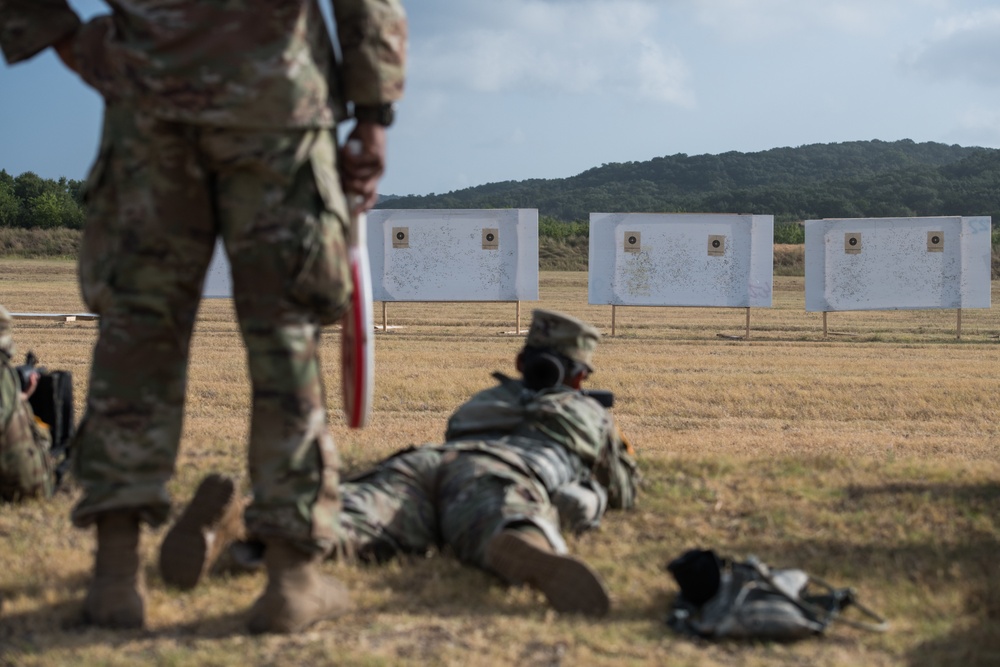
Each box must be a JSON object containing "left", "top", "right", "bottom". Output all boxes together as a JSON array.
[
  {"left": 410, "top": 0, "right": 695, "bottom": 107},
  {"left": 693, "top": 0, "right": 940, "bottom": 39},
  {"left": 635, "top": 39, "right": 693, "bottom": 106},
  {"left": 956, "top": 105, "right": 1000, "bottom": 136},
  {"left": 902, "top": 9, "right": 1000, "bottom": 87}
]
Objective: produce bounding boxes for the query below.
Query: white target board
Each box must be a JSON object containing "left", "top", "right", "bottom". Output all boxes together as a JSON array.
[
  {"left": 203, "top": 241, "right": 232, "bottom": 299},
  {"left": 588, "top": 213, "right": 774, "bottom": 307},
  {"left": 804, "top": 216, "right": 992, "bottom": 312},
  {"left": 367, "top": 209, "right": 539, "bottom": 301}
]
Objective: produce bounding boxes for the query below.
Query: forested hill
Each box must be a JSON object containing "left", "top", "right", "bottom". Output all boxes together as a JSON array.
[{"left": 380, "top": 139, "right": 1000, "bottom": 223}]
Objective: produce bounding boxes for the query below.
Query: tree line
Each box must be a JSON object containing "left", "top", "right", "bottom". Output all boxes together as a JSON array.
[
  {"left": 0, "top": 170, "right": 85, "bottom": 230},
  {"left": 380, "top": 139, "right": 1000, "bottom": 241},
  {"left": 7, "top": 139, "right": 1000, "bottom": 244}
]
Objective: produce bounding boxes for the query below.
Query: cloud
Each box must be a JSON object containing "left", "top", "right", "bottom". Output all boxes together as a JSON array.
[
  {"left": 693, "top": 0, "right": 938, "bottom": 39},
  {"left": 410, "top": 0, "right": 695, "bottom": 107},
  {"left": 902, "top": 9, "right": 1000, "bottom": 87},
  {"left": 957, "top": 105, "right": 1000, "bottom": 129}
]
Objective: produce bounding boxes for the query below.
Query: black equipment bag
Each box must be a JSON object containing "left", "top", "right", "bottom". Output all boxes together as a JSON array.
[
  {"left": 28, "top": 370, "right": 74, "bottom": 459},
  {"left": 666, "top": 549, "right": 889, "bottom": 641}
]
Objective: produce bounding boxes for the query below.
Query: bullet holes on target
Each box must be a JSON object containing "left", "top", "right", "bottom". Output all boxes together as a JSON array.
[
  {"left": 844, "top": 233, "right": 862, "bottom": 254},
  {"left": 624, "top": 231, "right": 641, "bottom": 253},
  {"left": 708, "top": 235, "right": 726, "bottom": 256},
  {"left": 392, "top": 227, "right": 409, "bottom": 248}
]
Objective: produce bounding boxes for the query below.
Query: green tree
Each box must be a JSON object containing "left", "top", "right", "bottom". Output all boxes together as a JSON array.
[
  {"left": 0, "top": 179, "right": 21, "bottom": 227},
  {"left": 27, "top": 192, "right": 65, "bottom": 229},
  {"left": 26, "top": 190, "right": 83, "bottom": 229},
  {"left": 13, "top": 171, "right": 46, "bottom": 203},
  {"left": 0, "top": 180, "right": 20, "bottom": 227}
]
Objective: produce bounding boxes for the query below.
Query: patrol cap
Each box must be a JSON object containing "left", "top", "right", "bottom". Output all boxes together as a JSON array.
[
  {"left": 524, "top": 309, "right": 600, "bottom": 370},
  {"left": 0, "top": 305, "right": 14, "bottom": 358}
]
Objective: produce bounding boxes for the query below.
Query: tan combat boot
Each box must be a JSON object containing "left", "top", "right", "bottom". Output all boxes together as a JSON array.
[
  {"left": 159, "top": 474, "right": 246, "bottom": 590},
  {"left": 247, "top": 540, "right": 352, "bottom": 634},
  {"left": 83, "top": 511, "right": 145, "bottom": 629},
  {"left": 485, "top": 528, "right": 610, "bottom": 617}
]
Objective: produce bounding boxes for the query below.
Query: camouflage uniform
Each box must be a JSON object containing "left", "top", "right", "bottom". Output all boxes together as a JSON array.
[
  {"left": 0, "top": 1, "right": 406, "bottom": 553},
  {"left": 337, "top": 311, "right": 638, "bottom": 568},
  {"left": 0, "top": 306, "right": 54, "bottom": 502}
]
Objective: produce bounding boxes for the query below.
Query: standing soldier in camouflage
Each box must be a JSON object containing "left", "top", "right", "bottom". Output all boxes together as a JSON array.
[
  {"left": 167, "top": 310, "right": 639, "bottom": 616},
  {"left": 0, "top": 306, "right": 55, "bottom": 503},
  {"left": 0, "top": 0, "right": 407, "bottom": 633}
]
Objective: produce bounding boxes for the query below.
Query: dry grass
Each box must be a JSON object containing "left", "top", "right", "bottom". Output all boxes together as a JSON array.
[
  {"left": 1, "top": 259, "right": 1000, "bottom": 666},
  {"left": 0, "top": 229, "right": 81, "bottom": 259}
]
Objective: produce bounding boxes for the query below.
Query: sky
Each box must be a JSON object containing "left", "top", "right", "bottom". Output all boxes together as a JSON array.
[{"left": 3, "top": 0, "right": 1000, "bottom": 197}]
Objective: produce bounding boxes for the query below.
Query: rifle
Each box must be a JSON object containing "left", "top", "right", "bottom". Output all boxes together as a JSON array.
[
  {"left": 491, "top": 371, "right": 614, "bottom": 408},
  {"left": 581, "top": 389, "right": 614, "bottom": 409}
]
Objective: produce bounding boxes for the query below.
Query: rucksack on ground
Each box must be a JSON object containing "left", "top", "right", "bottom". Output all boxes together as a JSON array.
[{"left": 666, "top": 548, "right": 889, "bottom": 641}]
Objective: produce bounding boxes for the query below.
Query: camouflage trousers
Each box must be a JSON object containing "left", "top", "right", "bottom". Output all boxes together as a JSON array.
[
  {"left": 338, "top": 446, "right": 566, "bottom": 568},
  {"left": 70, "top": 106, "right": 352, "bottom": 553},
  {"left": 0, "top": 364, "right": 54, "bottom": 502}
]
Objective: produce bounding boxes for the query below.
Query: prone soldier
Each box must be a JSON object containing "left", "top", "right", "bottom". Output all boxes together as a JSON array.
[{"left": 162, "top": 309, "right": 639, "bottom": 616}]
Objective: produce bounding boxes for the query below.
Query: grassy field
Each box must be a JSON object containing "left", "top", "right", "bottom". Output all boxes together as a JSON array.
[{"left": 1, "top": 259, "right": 999, "bottom": 666}]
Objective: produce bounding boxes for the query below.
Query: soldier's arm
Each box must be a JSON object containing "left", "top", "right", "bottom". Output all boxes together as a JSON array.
[
  {"left": 331, "top": 0, "right": 407, "bottom": 107},
  {"left": 0, "top": 0, "right": 81, "bottom": 65},
  {"left": 332, "top": 0, "right": 408, "bottom": 212},
  {"left": 591, "top": 421, "right": 640, "bottom": 510},
  {"left": 551, "top": 478, "right": 608, "bottom": 534}
]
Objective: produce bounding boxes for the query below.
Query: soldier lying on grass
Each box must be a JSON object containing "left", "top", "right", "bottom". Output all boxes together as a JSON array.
[{"left": 160, "top": 309, "right": 638, "bottom": 619}]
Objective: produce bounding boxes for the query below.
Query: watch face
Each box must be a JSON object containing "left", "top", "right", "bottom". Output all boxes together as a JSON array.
[
  {"left": 356, "top": 104, "right": 395, "bottom": 127},
  {"left": 379, "top": 104, "right": 395, "bottom": 127}
]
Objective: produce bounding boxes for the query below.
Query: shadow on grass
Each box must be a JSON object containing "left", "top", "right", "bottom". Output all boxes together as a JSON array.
[
  {"left": 345, "top": 548, "right": 674, "bottom": 635},
  {"left": 630, "top": 480, "right": 1000, "bottom": 654},
  {"left": 4, "top": 480, "right": 996, "bottom": 658},
  {"left": 717, "top": 481, "right": 1000, "bottom": 663},
  {"left": 907, "top": 619, "right": 1000, "bottom": 667},
  {"left": 0, "top": 569, "right": 249, "bottom": 654},
  {"left": 0, "top": 553, "right": 664, "bottom": 658}
]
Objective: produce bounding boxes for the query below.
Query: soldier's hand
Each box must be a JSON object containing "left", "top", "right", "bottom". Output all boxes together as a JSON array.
[
  {"left": 341, "top": 122, "right": 387, "bottom": 215},
  {"left": 19, "top": 371, "right": 39, "bottom": 401}
]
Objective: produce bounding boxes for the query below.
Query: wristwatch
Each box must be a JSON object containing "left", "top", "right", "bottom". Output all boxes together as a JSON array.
[{"left": 354, "top": 103, "right": 396, "bottom": 127}]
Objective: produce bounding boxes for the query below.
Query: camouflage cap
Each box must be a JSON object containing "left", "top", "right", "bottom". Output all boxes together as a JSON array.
[
  {"left": 524, "top": 309, "right": 600, "bottom": 370},
  {"left": 0, "top": 305, "right": 13, "bottom": 358}
]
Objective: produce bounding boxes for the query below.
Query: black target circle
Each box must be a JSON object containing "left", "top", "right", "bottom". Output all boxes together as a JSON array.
[
  {"left": 849, "top": 237, "right": 858, "bottom": 246},
  {"left": 712, "top": 239, "right": 721, "bottom": 248},
  {"left": 628, "top": 236, "right": 637, "bottom": 245},
  {"left": 486, "top": 233, "right": 495, "bottom": 242},
  {"left": 932, "top": 235, "right": 941, "bottom": 244},
  {"left": 396, "top": 231, "right": 405, "bottom": 240}
]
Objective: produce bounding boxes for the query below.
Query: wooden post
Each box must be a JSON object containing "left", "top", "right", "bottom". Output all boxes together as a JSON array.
[
  {"left": 957, "top": 308, "right": 962, "bottom": 340},
  {"left": 611, "top": 305, "right": 617, "bottom": 337},
  {"left": 823, "top": 311, "right": 828, "bottom": 337},
  {"left": 745, "top": 307, "right": 751, "bottom": 340},
  {"left": 381, "top": 302, "right": 387, "bottom": 331},
  {"left": 516, "top": 301, "right": 521, "bottom": 334}
]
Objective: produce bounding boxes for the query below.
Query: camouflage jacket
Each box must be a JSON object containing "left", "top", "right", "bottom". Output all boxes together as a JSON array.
[
  {"left": 0, "top": 0, "right": 406, "bottom": 128},
  {"left": 444, "top": 374, "right": 638, "bottom": 510},
  {"left": 0, "top": 353, "right": 53, "bottom": 501}
]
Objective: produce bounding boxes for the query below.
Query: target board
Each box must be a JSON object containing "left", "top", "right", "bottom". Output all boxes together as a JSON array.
[
  {"left": 588, "top": 213, "right": 774, "bottom": 307},
  {"left": 367, "top": 209, "right": 539, "bottom": 301},
  {"left": 804, "top": 216, "right": 992, "bottom": 312}
]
